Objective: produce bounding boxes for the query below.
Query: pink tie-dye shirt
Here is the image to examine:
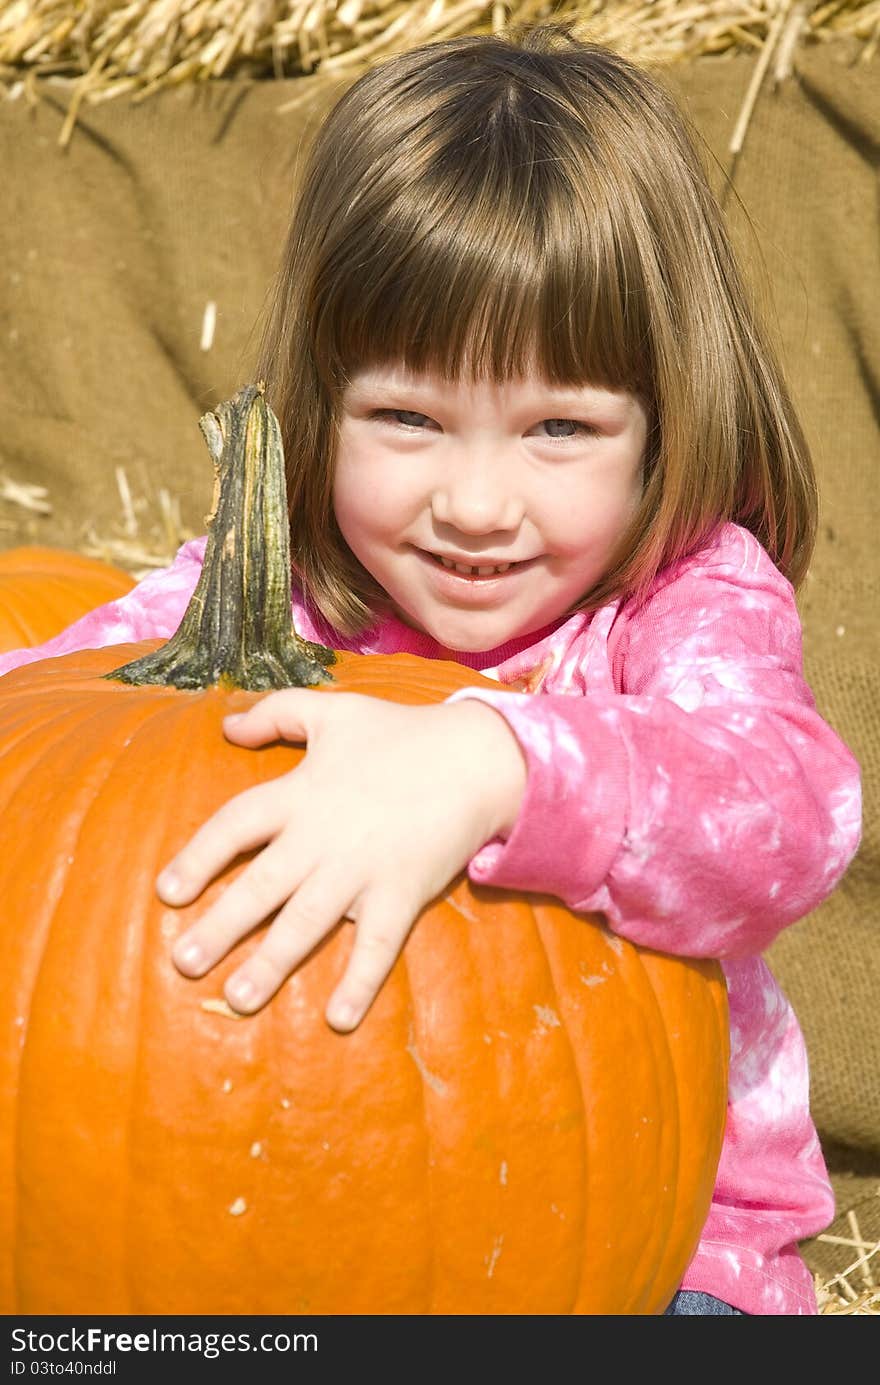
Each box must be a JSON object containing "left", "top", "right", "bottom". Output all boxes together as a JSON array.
[{"left": 0, "top": 521, "right": 861, "bottom": 1314}]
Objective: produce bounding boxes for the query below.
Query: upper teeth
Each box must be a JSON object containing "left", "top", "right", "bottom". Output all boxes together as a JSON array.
[{"left": 438, "top": 557, "right": 512, "bottom": 576}]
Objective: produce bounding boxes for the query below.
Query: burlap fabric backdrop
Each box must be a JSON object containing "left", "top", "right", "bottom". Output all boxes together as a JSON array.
[{"left": 1, "top": 41, "right": 877, "bottom": 1286}]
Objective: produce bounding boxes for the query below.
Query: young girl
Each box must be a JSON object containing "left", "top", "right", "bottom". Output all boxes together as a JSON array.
[{"left": 0, "top": 23, "right": 861, "bottom": 1315}]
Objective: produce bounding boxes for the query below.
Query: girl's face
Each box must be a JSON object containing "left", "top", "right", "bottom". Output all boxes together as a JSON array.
[{"left": 333, "top": 364, "right": 648, "bottom": 652}]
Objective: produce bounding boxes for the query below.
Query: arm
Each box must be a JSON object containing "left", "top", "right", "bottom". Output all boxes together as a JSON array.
[
  {"left": 446, "top": 548, "right": 862, "bottom": 958},
  {"left": 0, "top": 537, "right": 206, "bottom": 676}
]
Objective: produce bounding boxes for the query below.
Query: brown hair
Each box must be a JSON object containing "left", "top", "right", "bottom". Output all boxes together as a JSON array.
[{"left": 253, "top": 21, "right": 817, "bottom": 636}]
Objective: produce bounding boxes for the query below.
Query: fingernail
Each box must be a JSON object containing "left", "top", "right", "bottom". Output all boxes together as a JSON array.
[
  {"left": 328, "top": 1001, "right": 357, "bottom": 1030},
  {"left": 175, "top": 941, "right": 205, "bottom": 972},
  {"left": 224, "top": 713, "right": 244, "bottom": 725},
  {"left": 227, "top": 976, "right": 257, "bottom": 1010},
  {"left": 157, "top": 868, "right": 184, "bottom": 902}
]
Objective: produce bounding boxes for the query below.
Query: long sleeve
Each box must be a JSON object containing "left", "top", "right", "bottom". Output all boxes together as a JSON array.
[
  {"left": 0, "top": 537, "right": 207, "bottom": 678},
  {"left": 447, "top": 527, "right": 862, "bottom": 959}
]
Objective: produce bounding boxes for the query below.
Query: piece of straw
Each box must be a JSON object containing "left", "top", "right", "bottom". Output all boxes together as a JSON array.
[
  {"left": 0, "top": 474, "right": 52, "bottom": 515},
  {"left": 728, "top": 0, "right": 792, "bottom": 154}
]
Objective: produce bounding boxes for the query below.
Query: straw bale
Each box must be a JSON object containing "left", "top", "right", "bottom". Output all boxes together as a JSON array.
[{"left": 1, "top": 2, "right": 877, "bottom": 115}]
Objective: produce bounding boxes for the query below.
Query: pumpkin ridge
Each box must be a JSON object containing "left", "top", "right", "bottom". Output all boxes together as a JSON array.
[
  {"left": 395, "top": 890, "right": 512, "bottom": 1311},
  {"left": 0, "top": 607, "right": 35, "bottom": 648},
  {"left": 398, "top": 913, "right": 438, "bottom": 1315},
  {"left": 529, "top": 897, "right": 593, "bottom": 1307},
  {"left": 37, "top": 692, "right": 242, "bottom": 1312},
  {"left": 437, "top": 888, "right": 585, "bottom": 1312},
  {"left": 122, "top": 695, "right": 219, "bottom": 1313},
  {"left": 469, "top": 899, "right": 515, "bottom": 1310},
  {"left": 527, "top": 899, "right": 590, "bottom": 1314},
  {"left": 630, "top": 951, "right": 686, "bottom": 1314},
  {"left": 4, "top": 694, "right": 171, "bottom": 1309},
  {"left": 627, "top": 947, "right": 691, "bottom": 1312},
  {"left": 536, "top": 913, "right": 675, "bottom": 1313},
  {"left": 398, "top": 901, "right": 465, "bottom": 1313},
  {"left": 0, "top": 693, "right": 95, "bottom": 778},
  {"left": 0, "top": 549, "right": 134, "bottom": 654},
  {"left": 530, "top": 901, "right": 611, "bottom": 1311},
  {"left": 623, "top": 949, "right": 683, "bottom": 1312},
  {"left": 451, "top": 888, "right": 513, "bottom": 1312},
  {"left": 636, "top": 952, "right": 729, "bottom": 1309},
  {"left": 0, "top": 692, "right": 157, "bottom": 870},
  {"left": 1, "top": 648, "right": 164, "bottom": 699},
  {"left": 416, "top": 889, "right": 477, "bottom": 1312},
  {"left": 28, "top": 577, "right": 85, "bottom": 629}
]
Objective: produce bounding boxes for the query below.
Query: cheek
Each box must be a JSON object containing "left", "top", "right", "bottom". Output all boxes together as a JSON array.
[
  {"left": 333, "top": 446, "right": 378, "bottom": 530},
  {"left": 333, "top": 429, "right": 408, "bottom": 570},
  {"left": 550, "top": 468, "right": 643, "bottom": 557},
  {"left": 595, "top": 452, "right": 646, "bottom": 522},
  {"left": 332, "top": 453, "right": 412, "bottom": 549}
]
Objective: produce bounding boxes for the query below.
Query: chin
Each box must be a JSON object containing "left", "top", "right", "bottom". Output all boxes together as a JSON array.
[
  {"left": 427, "top": 620, "right": 520, "bottom": 655},
  {"left": 439, "top": 635, "right": 499, "bottom": 655}
]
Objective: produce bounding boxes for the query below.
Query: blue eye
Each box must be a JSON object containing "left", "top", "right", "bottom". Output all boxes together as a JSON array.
[
  {"left": 541, "top": 419, "right": 597, "bottom": 440},
  {"left": 374, "top": 409, "right": 432, "bottom": 429}
]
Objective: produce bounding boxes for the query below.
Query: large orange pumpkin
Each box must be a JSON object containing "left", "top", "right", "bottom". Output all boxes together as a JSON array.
[
  {"left": 0, "top": 545, "right": 135, "bottom": 652},
  {"left": 0, "top": 387, "right": 728, "bottom": 1315}
]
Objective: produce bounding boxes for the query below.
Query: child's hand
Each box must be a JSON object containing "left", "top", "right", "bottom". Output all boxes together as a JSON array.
[{"left": 158, "top": 691, "right": 527, "bottom": 1030}]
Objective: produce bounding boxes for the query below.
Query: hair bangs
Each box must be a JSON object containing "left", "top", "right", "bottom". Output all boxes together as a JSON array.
[{"left": 311, "top": 82, "right": 653, "bottom": 405}]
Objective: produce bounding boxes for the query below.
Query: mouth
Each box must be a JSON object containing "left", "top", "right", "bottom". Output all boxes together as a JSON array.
[{"left": 421, "top": 551, "right": 531, "bottom": 580}]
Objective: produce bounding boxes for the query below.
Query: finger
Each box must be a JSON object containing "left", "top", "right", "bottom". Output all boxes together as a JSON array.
[
  {"left": 157, "top": 778, "right": 290, "bottom": 905},
  {"left": 222, "top": 688, "right": 346, "bottom": 746},
  {"left": 170, "top": 831, "right": 311, "bottom": 978},
  {"left": 222, "top": 870, "right": 358, "bottom": 1014},
  {"left": 325, "top": 890, "right": 416, "bottom": 1032}
]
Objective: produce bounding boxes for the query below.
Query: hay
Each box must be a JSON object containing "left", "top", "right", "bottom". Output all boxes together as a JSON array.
[
  {"left": 76, "top": 468, "right": 193, "bottom": 577},
  {"left": 0, "top": 474, "right": 52, "bottom": 517},
  {"left": 817, "top": 1282, "right": 880, "bottom": 1313},
  {"left": 1, "top": 1, "right": 877, "bottom": 112},
  {"left": 0, "top": 1, "right": 875, "bottom": 149},
  {"left": 815, "top": 1205, "right": 880, "bottom": 1312},
  {"left": 0, "top": 468, "right": 193, "bottom": 577}
]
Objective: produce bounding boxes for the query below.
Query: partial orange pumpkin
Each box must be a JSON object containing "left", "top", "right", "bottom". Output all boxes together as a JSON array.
[
  {"left": 0, "top": 545, "right": 134, "bottom": 652},
  {"left": 0, "top": 387, "right": 729, "bottom": 1314}
]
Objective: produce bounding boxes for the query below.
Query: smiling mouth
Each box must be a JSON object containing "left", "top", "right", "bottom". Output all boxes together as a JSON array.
[{"left": 424, "top": 552, "right": 525, "bottom": 578}]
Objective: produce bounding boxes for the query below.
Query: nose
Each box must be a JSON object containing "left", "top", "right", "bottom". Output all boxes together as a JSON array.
[{"left": 430, "top": 448, "right": 524, "bottom": 535}]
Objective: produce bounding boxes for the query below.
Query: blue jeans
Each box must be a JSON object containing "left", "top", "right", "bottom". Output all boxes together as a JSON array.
[{"left": 664, "top": 1290, "right": 746, "bottom": 1315}]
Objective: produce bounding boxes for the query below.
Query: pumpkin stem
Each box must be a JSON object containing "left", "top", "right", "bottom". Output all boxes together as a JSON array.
[{"left": 106, "top": 383, "right": 336, "bottom": 690}]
